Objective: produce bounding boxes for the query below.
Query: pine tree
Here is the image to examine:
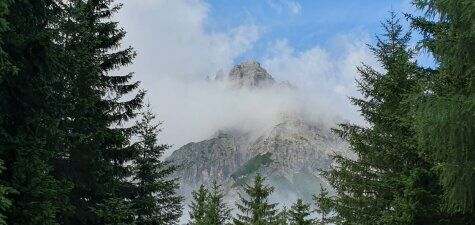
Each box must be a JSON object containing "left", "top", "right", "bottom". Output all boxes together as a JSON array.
[
  {"left": 276, "top": 207, "right": 288, "bottom": 225},
  {"left": 203, "top": 181, "right": 231, "bottom": 225},
  {"left": 323, "top": 12, "right": 443, "bottom": 225},
  {"left": 92, "top": 197, "right": 136, "bottom": 225},
  {"left": 234, "top": 173, "right": 279, "bottom": 225},
  {"left": 0, "top": 161, "right": 14, "bottom": 225},
  {"left": 0, "top": 0, "right": 72, "bottom": 224},
  {"left": 288, "top": 199, "right": 312, "bottom": 225},
  {"left": 313, "top": 187, "right": 331, "bottom": 225},
  {"left": 132, "top": 105, "right": 183, "bottom": 225},
  {"left": 410, "top": 0, "right": 475, "bottom": 220},
  {"left": 57, "top": 0, "right": 145, "bottom": 223},
  {"left": 189, "top": 185, "right": 209, "bottom": 225},
  {"left": 0, "top": 2, "right": 14, "bottom": 223}
]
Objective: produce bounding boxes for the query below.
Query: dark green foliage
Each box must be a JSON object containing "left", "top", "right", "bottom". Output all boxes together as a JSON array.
[
  {"left": 411, "top": 0, "right": 475, "bottom": 218},
  {"left": 0, "top": 0, "right": 73, "bottom": 224},
  {"left": 0, "top": 0, "right": 14, "bottom": 79},
  {"left": 313, "top": 186, "right": 331, "bottom": 225},
  {"left": 231, "top": 153, "right": 273, "bottom": 180},
  {"left": 0, "top": 0, "right": 185, "bottom": 224},
  {"left": 323, "top": 12, "right": 443, "bottom": 225},
  {"left": 203, "top": 181, "right": 232, "bottom": 225},
  {"left": 189, "top": 185, "right": 209, "bottom": 225},
  {"left": 288, "top": 199, "right": 312, "bottom": 225},
  {"left": 188, "top": 182, "right": 231, "bottom": 225},
  {"left": 0, "top": 0, "right": 148, "bottom": 224},
  {"left": 0, "top": 160, "right": 14, "bottom": 225},
  {"left": 56, "top": 0, "right": 144, "bottom": 224},
  {"left": 0, "top": 1, "right": 13, "bottom": 224},
  {"left": 132, "top": 106, "right": 183, "bottom": 225},
  {"left": 92, "top": 197, "right": 136, "bottom": 225},
  {"left": 234, "top": 173, "right": 279, "bottom": 225},
  {"left": 276, "top": 207, "right": 288, "bottom": 225}
]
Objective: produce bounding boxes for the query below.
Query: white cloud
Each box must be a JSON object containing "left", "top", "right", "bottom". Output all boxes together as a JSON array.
[
  {"left": 267, "top": 0, "right": 301, "bottom": 15},
  {"left": 262, "top": 33, "right": 378, "bottom": 124},
  {"left": 285, "top": 0, "right": 302, "bottom": 14},
  {"left": 116, "top": 0, "right": 259, "bottom": 81},
  {"left": 115, "top": 0, "right": 261, "bottom": 155},
  {"left": 114, "top": 0, "right": 377, "bottom": 157}
]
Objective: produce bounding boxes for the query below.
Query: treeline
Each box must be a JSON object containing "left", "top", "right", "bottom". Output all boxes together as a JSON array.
[
  {"left": 186, "top": 174, "right": 330, "bottom": 225},
  {"left": 0, "top": 0, "right": 473, "bottom": 225}
]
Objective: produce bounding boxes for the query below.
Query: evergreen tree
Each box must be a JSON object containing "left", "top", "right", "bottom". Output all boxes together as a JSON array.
[
  {"left": 411, "top": 0, "right": 475, "bottom": 220},
  {"left": 234, "top": 174, "right": 279, "bottom": 225},
  {"left": 0, "top": 161, "right": 14, "bottom": 225},
  {"left": 288, "top": 199, "right": 311, "bottom": 225},
  {"left": 313, "top": 187, "right": 331, "bottom": 225},
  {"left": 92, "top": 197, "right": 136, "bottom": 225},
  {"left": 276, "top": 207, "right": 288, "bottom": 225},
  {"left": 0, "top": 2, "right": 14, "bottom": 223},
  {"left": 323, "top": 12, "right": 442, "bottom": 225},
  {"left": 189, "top": 185, "right": 209, "bottom": 225},
  {"left": 0, "top": 0, "right": 72, "bottom": 224},
  {"left": 57, "top": 0, "right": 144, "bottom": 223},
  {"left": 132, "top": 105, "right": 183, "bottom": 225},
  {"left": 203, "top": 181, "right": 231, "bottom": 225}
]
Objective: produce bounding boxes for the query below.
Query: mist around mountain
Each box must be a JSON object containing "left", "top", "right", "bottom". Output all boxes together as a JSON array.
[{"left": 167, "top": 61, "right": 352, "bottom": 215}]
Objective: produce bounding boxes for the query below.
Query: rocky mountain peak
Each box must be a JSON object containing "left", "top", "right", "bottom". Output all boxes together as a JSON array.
[{"left": 228, "top": 60, "right": 275, "bottom": 87}]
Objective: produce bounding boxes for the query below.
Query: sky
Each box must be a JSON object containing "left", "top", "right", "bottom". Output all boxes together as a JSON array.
[{"left": 115, "top": 0, "right": 432, "bottom": 155}]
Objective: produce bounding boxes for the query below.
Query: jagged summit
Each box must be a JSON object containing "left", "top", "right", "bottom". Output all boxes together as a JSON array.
[{"left": 228, "top": 60, "right": 275, "bottom": 87}]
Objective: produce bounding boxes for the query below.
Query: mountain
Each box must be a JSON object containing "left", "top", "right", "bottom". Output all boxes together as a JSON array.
[
  {"left": 167, "top": 61, "right": 349, "bottom": 205},
  {"left": 228, "top": 60, "right": 275, "bottom": 88}
]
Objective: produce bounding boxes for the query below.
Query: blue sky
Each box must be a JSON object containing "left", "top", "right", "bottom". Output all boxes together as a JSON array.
[{"left": 205, "top": 0, "right": 416, "bottom": 62}]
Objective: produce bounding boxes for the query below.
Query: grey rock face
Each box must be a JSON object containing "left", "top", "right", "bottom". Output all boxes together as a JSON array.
[
  {"left": 249, "top": 118, "right": 345, "bottom": 174},
  {"left": 228, "top": 60, "right": 275, "bottom": 88},
  {"left": 168, "top": 117, "right": 348, "bottom": 203},
  {"left": 167, "top": 132, "right": 250, "bottom": 193}
]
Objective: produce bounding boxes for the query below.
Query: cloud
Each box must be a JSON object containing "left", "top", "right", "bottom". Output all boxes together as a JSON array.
[
  {"left": 146, "top": 32, "right": 375, "bottom": 157},
  {"left": 262, "top": 33, "right": 378, "bottom": 124},
  {"left": 116, "top": 0, "right": 259, "bottom": 81},
  {"left": 115, "top": 0, "right": 262, "bottom": 155},
  {"left": 114, "top": 0, "right": 377, "bottom": 157},
  {"left": 267, "top": 0, "right": 301, "bottom": 15}
]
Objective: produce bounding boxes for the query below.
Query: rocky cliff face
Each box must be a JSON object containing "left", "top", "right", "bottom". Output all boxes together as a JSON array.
[
  {"left": 248, "top": 119, "right": 341, "bottom": 173},
  {"left": 228, "top": 61, "right": 275, "bottom": 88},
  {"left": 167, "top": 131, "right": 249, "bottom": 192},
  {"left": 167, "top": 61, "right": 349, "bottom": 204}
]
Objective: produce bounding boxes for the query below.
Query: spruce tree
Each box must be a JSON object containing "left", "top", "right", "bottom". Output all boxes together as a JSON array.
[
  {"left": 92, "top": 197, "right": 136, "bottom": 225},
  {"left": 288, "top": 199, "right": 311, "bottom": 225},
  {"left": 0, "top": 0, "right": 72, "bottom": 224},
  {"left": 411, "top": 0, "right": 475, "bottom": 220},
  {"left": 313, "top": 187, "right": 331, "bottom": 225},
  {"left": 203, "top": 181, "right": 231, "bottom": 225},
  {"left": 132, "top": 105, "right": 183, "bottom": 225},
  {"left": 0, "top": 161, "right": 13, "bottom": 225},
  {"left": 234, "top": 174, "right": 279, "bottom": 225},
  {"left": 57, "top": 0, "right": 144, "bottom": 223},
  {"left": 189, "top": 185, "right": 209, "bottom": 225},
  {"left": 323, "top": 12, "right": 442, "bottom": 225},
  {"left": 276, "top": 207, "right": 288, "bottom": 225},
  {"left": 0, "top": 2, "right": 14, "bottom": 223}
]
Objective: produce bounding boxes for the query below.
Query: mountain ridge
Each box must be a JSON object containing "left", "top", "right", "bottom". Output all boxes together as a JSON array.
[{"left": 167, "top": 61, "right": 349, "bottom": 205}]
